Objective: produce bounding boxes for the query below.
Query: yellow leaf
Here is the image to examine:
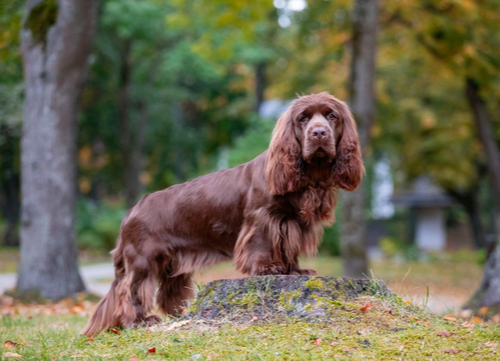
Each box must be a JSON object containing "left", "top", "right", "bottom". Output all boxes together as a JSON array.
[
  {"left": 473, "top": 316, "right": 483, "bottom": 324},
  {"left": 4, "top": 341, "right": 17, "bottom": 349}
]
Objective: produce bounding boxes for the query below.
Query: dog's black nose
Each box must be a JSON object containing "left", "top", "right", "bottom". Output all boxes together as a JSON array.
[{"left": 311, "top": 127, "right": 327, "bottom": 139}]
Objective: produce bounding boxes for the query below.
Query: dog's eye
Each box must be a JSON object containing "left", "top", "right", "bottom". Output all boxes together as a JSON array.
[
  {"left": 299, "top": 117, "right": 308, "bottom": 123},
  {"left": 328, "top": 113, "right": 337, "bottom": 120}
]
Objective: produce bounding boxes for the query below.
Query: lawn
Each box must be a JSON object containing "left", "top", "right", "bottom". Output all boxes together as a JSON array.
[
  {"left": 1, "top": 292, "right": 499, "bottom": 360},
  {"left": 1, "top": 250, "right": 495, "bottom": 360}
]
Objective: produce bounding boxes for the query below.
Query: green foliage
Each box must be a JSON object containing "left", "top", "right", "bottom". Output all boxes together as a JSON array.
[
  {"left": 379, "top": 237, "right": 419, "bottom": 262},
  {"left": 75, "top": 199, "right": 126, "bottom": 253},
  {"left": 79, "top": 0, "right": 255, "bottom": 195},
  {"left": 227, "top": 115, "right": 274, "bottom": 168},
  {"left": 24, "top": 0, "right": 58, "bottom": 50},
  {"left": 319, "top": 223, "right": 341, "bottom": 257},
  {"left": 2, "top": 0, "right": 500, "bottom": 255}
]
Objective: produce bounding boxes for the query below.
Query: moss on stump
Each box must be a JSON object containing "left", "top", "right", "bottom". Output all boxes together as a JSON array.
[{"left": 185, "top": 276, "right": 392, "bottom": 323}]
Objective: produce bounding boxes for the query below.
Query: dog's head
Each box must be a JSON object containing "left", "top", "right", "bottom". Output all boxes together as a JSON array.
[{"left": 265, "top": 92, "right": 364, "bottom": 195}]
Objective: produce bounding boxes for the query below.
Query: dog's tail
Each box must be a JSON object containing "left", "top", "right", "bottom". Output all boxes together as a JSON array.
[{"left": 81, "top": 235, "right": 126, "bottom": 336}]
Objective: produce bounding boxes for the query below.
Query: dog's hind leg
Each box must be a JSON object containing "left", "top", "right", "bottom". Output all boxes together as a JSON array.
[
  {"left": 115, "top": 247, "right": 163, "bottom": 329},
  {"left": 156, "top": 267, "right": 193, "bottom": 316}
]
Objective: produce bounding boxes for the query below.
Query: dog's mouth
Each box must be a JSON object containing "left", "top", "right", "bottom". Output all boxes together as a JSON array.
[
  {"left": 314, "top": 147, "right": 326, "bottom": 158},
  {"left": 303, "top": 146, "right": 335, "bottom": 163}
]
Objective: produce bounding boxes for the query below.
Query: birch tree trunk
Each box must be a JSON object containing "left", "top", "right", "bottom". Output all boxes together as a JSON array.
[
  {"left": 341, "top": 0, "right": 379, "bottom": 278},
  {"left": 17, "top": 0, "right": 98, "bottom": 299}
]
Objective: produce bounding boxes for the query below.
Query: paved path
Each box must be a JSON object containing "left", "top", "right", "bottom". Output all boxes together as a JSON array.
[{"left": 0, "top": 263, "right": 115, "bottom": 297}]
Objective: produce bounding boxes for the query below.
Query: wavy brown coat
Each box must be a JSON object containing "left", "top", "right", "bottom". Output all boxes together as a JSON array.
[{"left": 82, "top": 92, "right": 363, "bottom": 336}]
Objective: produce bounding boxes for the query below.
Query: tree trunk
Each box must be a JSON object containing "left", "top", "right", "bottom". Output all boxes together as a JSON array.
[
  {"left": 17, "top": 0, "right": 98, "bottom": 299},
  {"left": 468, "top": 242, "right": 500, "bottom": 310},
  {"left": 465, "top": 78, "right": 500, "bottom": 312},
  {"left": 255, "top": 61, "right": 266, "bottom": 113},
  {"left": 0, "top": 125, "right": 20, "bottom": 247},
  {"left": 341, "top": 0, "right": 379, "bottom": 278},
  {"left": 117, "top": 39, "right": 145, "bottom": 209},
  {"left": 171, "top": 101, "right": 187, "bottom": 182},
  {"left": 465, "top": 79, "right": 500, "bottom": 207},
  {"left": 447, "top": 185, "right": 487, "bottom": 250}
]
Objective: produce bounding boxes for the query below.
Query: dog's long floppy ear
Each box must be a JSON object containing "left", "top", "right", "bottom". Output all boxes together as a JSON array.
[
  {"left": 265, "top": 108, "right": 303, "bottom": 195},
  {"left": 332, "top": 102, "right": 364, "bottom": 191}
]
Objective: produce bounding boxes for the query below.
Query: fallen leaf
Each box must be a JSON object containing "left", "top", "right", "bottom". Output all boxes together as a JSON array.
[
  {"left": 4, "top": 341, "right": 17, "bottom": 349},
  {"left": 70, "top": 305, "right": 84, "bottom": 314},
  {"left": 250, "top": 316, "right": 258, "bottom": 322},
  {"left": 4, "top": 352, "right": 23, "bottom": 359},
  {"left": 443, "top": 349, "right": 459, "bottom": 354},
  {"left": 482, "top": 341, "right": 498, "bottom": 349},
  {"left": 411, "top": 317, "right": 420, "bottom": 322},
  {"left": 128, "top": 357, "right": 141, "bottom": 361},
  {"left": 360, "top": 303, "right": 372, "bottom": 312},
  {"left": 111, "top": 328, "right": 121, "bottom": 335},
  {"left": 180, "top": 307, "right": 186, "bottom": 316},
  {"left": 423, "top": 322, "right": 430, "bottom": 327},
  {"left": 165, "top": 320, "right": 190, "bottom": 331},
  {"left": 436, "top": 331, "right": 451, "bottom": 337},
  {"left": 473, "top": 316, "right": 483, "bottom": 324},
  {"left": 84, "top": 337, "right": 97, "bottom": 342},
  {"left": 479, "top": 307, "right": 488, "bottom": 315},
  {"left": 443, "top": 315, "right": 457, "bottom": 322},
  {"left": 314, "top": 338, "right": 322, "bottom": 347},
  {"left": 406, "top": 301, "right": 411, "bottom": 305},
  {"left": 459, "top": 321, "right": 475, "bottom": 329},
  {"left": 51, "top": 357, "right": 55, "bottom": 361},
  {"left": 147, "top": 347, "right": 156, "bottom": 353},
  {"left": 385, "top": 309, "right": 394, "bottom": 315},
  {"left": 145, "top": 329, "right": 153, "bottom": 334},
  {"left": 204, "top": 350, "right": 218, "bottom": 360}
]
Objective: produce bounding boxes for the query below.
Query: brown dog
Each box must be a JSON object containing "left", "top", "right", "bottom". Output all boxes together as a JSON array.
[{"left": 82, "top": 92, "right": 363, "bottom": 336}]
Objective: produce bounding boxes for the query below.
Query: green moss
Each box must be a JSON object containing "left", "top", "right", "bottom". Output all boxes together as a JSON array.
[
  {"left": 279, "top": 289, "right": 302, "bottom": 311},
  {"left": 304, "top": 277, "right": 324, "bottom": 290},
  {"left": 228, "top": 290, "right": 258, "bottom": 309},
  {"left": 226, "top": 289, "right": 236, "bottom": 301},
  {"left": 24, "top": 0, "right": 58, "bottom": 50},
  {"left": 316, "top": 297, "right": 343, "bottom": 308},
  {"left": 245, "top": 278, "right": 258, "bottom": 290}
]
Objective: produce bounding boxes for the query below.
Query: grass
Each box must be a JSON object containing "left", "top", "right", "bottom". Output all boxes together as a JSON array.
[
  {"left": 0, "top": 247, "right": 20, "bottom": 273},
  {"left": 0, "top": 250, "right": 493, "bottom": 359},
  {"left": 1, "top": 294, "right": 499, "bottom": 360}
]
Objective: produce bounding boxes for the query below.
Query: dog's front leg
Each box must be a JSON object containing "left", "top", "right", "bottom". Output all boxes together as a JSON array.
[{"left": 234, "top": 224, "right": 286, "bottom": 276}]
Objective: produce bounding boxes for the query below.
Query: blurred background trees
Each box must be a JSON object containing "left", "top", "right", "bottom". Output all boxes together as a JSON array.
[{"left": 0, "top": 0, "right": 500, "bottom": 310}]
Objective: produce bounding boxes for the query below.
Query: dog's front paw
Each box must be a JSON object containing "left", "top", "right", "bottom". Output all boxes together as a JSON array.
[
  {"left": 255, "top": 262, "right": 287, "bottom": 276},
  {"left": 143, "top": 315, "right": 163, "bottom": 327},
  {"left": 297, "top": 268, "right": 317, "bottom": 276}
]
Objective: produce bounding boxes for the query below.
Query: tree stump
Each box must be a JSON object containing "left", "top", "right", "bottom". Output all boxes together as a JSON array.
[{"left": 186, "top": 275, "right": 392, "bottom": 323}]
